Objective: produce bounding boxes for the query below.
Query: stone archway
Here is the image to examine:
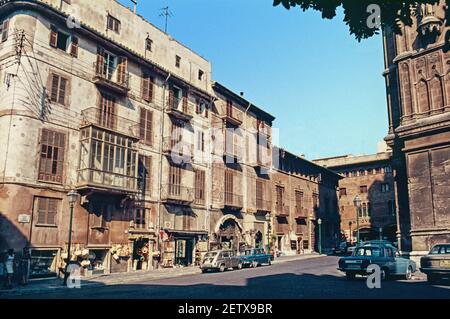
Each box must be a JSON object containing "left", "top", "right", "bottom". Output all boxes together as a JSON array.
[{"left": 214, "top": 214, "right": 244, "bottom": 251}]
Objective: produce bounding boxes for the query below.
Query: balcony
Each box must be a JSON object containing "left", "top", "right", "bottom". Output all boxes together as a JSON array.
[
  {"left": 165, "top": 97, "right": 194, "bottom": 121},
  {"left": 93, "top": 62, "right": 130, "bottom": 95},
  {"left": 275, "top": 223, "right": 289, "bottom": 234},
  {"left": 295, "top": 206, "right": 308, "bottom": 219},
  {"left": 256, "top": 198, "right": 272, "bottom": 212},
  {"left": 275, "top": 204, "right": 290, "bottom": 217},
  {"left": 224, "top": 192, "right": 243, "bottom": 209},
  {"left": 77, "top": 168, "right": 138, "bottom": 194},
  {"left": 161, "top": 184, "right": 195, "bottom": 205},
  {"left": 80, "top": 107, "right": 140, "bottom": 139},
  {"left": 221, "top": 106, "right": 243, "bottom": 126},
  {"left": 257, "top": 124, "right": 271, "bottom": 137},
  {"left": 162, "top": 136, "right": 194, "bottom": 163}
]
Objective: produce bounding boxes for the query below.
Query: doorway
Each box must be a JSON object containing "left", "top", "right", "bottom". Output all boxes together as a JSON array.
[{"left": 175, "top": 238, "right": 194, "bottom": 266}]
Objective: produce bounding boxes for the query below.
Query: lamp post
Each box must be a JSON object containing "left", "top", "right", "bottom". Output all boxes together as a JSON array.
[
  {"left": 317, "top": 218, "right": 322, "bottom": 255},
  {"left": 353, "top": 195, "right": 362, "bottom": 245},
  {"left": 64, "top": 190, "right": 79, "bottom": 286},
  {"left": 265, "top": 213, "right": 271, "bottom": 253},
  {"left": 348, "top": 221, "right": 353, "bottom": 244}
]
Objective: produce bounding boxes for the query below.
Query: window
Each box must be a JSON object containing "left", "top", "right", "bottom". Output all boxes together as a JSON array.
[
  {"left": 359, "top": 169, "right": 366, "bottom": 176},
  {"left": 351, "top": 171, "right": 357, "bottom": 177},
  {"left": 360, "top": 185, "right": 368, "bottom": 194},
  {"left": 256, "top": 180, "right": 264, "bottom": 208},
  {"left": 198, "top": 69, "right": 204, "bottom": 81},
  {"left": 224, "top": 170, "right": 235, "bottom": 204},
  {"left": 312, "top": 193, "right": 319, "bottom": 210},
  {"left": 169, "top": 164, "right": 182, "bottom": 195},
  {"left": 194, "top": 170, "right": 205, "bottom": 204},
  {"left": 141, "top": 73, "right": 154, "bottom": 103},
  {"left": 381, "top": 183, "right": 390, "bottom": 193},
  {"left": 196, "top": 130, "right": 205, "bottom": 152},
  {"left": 0, "top": 19, "right": 9, "bottom": 43},
  {"left": 195, "top": 99, "right": 208, "bottom": 117},
  {"left": 175, "top": 55, "right": 181, "bottom": 68},
  {"left": 295, "top": 190, "right": 303, "bottom": 213},
  {"left": 134, "top": 209, "right": 147, "bottom": 229},
  {"left": 49, "top": 26, "right": 77, "bottom": 56},
  {"left": 49, "top": 73, "right": 68, "bottom": 105},
  {"left": 36, "top": 197, "right": 60, "bottom": 226},
  {"left": 138, "top": 155, "right": 152, "bottom": 194},
  {"left": 145, "top": 37, "right": 153, "bottom": 51},
  {"left": 139, "top": 108, "right": 153, "bottom": 145},
  {"left": 339, "top": 188, "right": 347, "bottom": 196},
  {"left": 38, "top": 129, "right": 65, "bottom": 183},
  {"left": 275, "top": 185, "right": 285, "bottom": 209},
  {"left": 107, "top": 14, "right": 120, "bottom": 33}
]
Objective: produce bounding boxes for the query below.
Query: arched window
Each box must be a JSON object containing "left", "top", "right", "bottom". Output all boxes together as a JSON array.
[
  {"left": 417, "top": 80, "right": 430, "bottom": 114},
  {"left": 429, "top": 75, "right": 444, "bottom": 110}
]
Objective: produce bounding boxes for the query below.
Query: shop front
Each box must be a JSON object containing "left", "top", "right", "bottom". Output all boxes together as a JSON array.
[
  {"left": 212, "top": 214, "right": 244, "bottom": 252},
  {"left": 29, "top": 248, "right": 59, "bottom": 279},
  {"left": 160, "top": 230, "right": 208, "bottom": 267}
]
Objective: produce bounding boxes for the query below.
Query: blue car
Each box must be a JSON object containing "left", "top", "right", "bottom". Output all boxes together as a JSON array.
[
  {"left": 240, "top": 248, "right": 272, "bottom": 268},
  {"left": 338, "top": 241, "right": 416, "bottom": 280}
]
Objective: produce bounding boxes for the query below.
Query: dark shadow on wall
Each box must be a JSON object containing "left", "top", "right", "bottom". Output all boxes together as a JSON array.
[{"left": 0, "top": 211, "right": 31, "bottom": 252}]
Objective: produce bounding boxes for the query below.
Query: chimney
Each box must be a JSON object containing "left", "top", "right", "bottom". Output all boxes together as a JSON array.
[{"left": 131, "top": 0, "right": 137, "bottom": 14}]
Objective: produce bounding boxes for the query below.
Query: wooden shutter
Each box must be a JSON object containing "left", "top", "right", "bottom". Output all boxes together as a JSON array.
[
  {"left": 70, "top": 36, "right": 78, "bottom": 57},
  {"left": 96, "top": 47, "right": 105, "bottom": 76},
  {"left": 182, "top": 88, "right": 188, "bottom": 113},
  {"left": 1, "top": 20, "right": 9, "bottom": 42},
  {"left": 142, "top": 75, "right": 150, "bottom": 101},
  {"left": 167, "top": 84, "right": 174, "bottom": 109},
  {"left": 58, "top": 77, "right": 67, "bottom": 105},
  {"left": 37, "top": 197, "right": 47, "bottom": 224},
  {"left": 117, "top": 57, "right": 127, "bottom": 85},
  {"left": 50, "top": 74, "right": 59, "bottom": 102},
  {"left": 195, "top": 98, "right": 200, "bottom": 114},
  {"left": 49, "top": 26, "right": 58, "bottom": 47},
  {"left": 139, "top": 108, "right": 152, "bottom": 145}
]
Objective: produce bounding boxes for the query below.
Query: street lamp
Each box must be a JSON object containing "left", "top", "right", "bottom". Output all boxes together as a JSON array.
[
  {"left": 265, "top": 213, "right": 271, "bottom": 253},
  {"left": 317, "top": 218, "right": 322, "bottom": 254},
  {"left": 64, "top": 190, "right": 79, "bottom": 286},
  {"left": 348, "top": 221, "right": 353, "bottom": 244},
  {"left": 353, "top": 195, "right": 362, "bottom": 245}
]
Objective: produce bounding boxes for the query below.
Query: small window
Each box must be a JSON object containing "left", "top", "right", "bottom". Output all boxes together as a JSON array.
[
  {"left": 107, "top": 14, "right": 121, "bottom": 33},
  {"left": 175, "top": 55, "right": 181, "bottom": 68},
  {"left": 36, "top": 197, "right": 60, "bottom": 226},
  {"left": 360, "top": 185, "right": 368, "bottom": 194},
  {"left": 145, "top": 37, "right": 153, "bottom": 51},
  {"left": 0, "top": 19, "right": 9, "bottom": 43},
  {"left": 381, "top": 183, "right": 390, "bottom": 193},
  {"left": 49, "top": 73, "right": 69, "bottom": 105},
  {"left": 198, "top": 69, "right": 204, "bottom": 81}
]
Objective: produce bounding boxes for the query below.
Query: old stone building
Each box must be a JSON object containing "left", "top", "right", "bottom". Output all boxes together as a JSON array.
[
  {"left": 272, "top": 148, "right": 341, "bottom": 255},
  {"left": 0, "top": 0, "right": 340, "bottom": 279},
  {"left": 382, "top": 1, "right": 450, "bottom": 260},
  {"left": 314, "top": 146, "right": 396, "bottom": 244}
]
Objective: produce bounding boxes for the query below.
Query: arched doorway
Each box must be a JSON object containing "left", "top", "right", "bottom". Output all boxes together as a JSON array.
[{"left": 214, "top": 215, "right": 244, "bottom": 252}]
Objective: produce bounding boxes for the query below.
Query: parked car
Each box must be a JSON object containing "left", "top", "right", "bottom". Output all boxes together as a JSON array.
[
  {"left": 420, "top": 244, "right": 450, "bottom": 283},
  {"left": 200, "top": 250, "right": 242, "bottom": 273},
  {"left": 335, "top": 242, "right": 348, "bottom": 254},
  {"left": 338, "top": 241, "right": 416, "bottom": 280},
  {"left": 240, "top": 248, "right": 272, "bottom": 268}
]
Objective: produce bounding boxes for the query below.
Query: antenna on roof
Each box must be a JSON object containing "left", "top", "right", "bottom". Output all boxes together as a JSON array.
[
  {"left": 130, "top": 0, "right": 137, "bottom": 14},
  {"left": 159, "top": 6, "right": 173, "bottom": 33}
]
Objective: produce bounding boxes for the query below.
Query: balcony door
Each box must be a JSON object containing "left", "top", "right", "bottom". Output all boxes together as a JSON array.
[
  {"left": 169, "top": 164, "right": 182, "bottom": 197},
  {"left": 276, "top": 185, "right": 284, "bottom": 211},
  {"left": 225, "top": 170, "right": 234, "bottom": 204},
  {"left": 98, "top": 92, "right": 116, "bottom": 130}
]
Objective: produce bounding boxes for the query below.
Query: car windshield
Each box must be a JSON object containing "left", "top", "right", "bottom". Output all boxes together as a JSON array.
[
  {"left": 430, "top": 245, "right": 450, "bottom": 254},
  {"left": 354, "top": 247, "right": 382, "bottom": 257},
  {"left": 204, "top": 252, "right": 218, "bottom": 258}
]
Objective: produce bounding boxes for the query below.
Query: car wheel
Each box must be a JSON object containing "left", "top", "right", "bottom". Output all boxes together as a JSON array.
[
  {"left": 252, "top": 261, "right": 258, "bottom": 268},
  {"left": 219, "top": 264, "right": 225, "bottom": 272},
  {"left": 346, "top": 273, "right": 356, "bottom": 280},
  {"left": 405, "top": 266, "right": 413, "bottom": 280},
  {"left": 237, "top": 263, "right": 242, "bottom": 270}
]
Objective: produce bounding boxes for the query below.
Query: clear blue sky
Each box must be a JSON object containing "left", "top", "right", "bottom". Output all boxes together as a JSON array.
[{"left": 119, "top": 0, "right": 388, "bottom": 160}]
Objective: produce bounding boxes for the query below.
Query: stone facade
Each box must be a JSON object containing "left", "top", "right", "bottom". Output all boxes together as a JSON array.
[
  {"left": 314, "top": 150, "right": 396, "bottom": 244},
  {"left": 0, "top": 0, "right": 340, "bottom": 278},
  {"left": 382, "top": 1, "right": 450, "bottom": 259}
]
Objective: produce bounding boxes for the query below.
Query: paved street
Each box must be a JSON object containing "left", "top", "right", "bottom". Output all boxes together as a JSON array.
[{"left": 5, "top": 256, "right": 450, "bottom": 299}]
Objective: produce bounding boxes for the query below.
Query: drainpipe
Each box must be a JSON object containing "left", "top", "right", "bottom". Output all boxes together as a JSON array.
[{"left": 157, "top": 73, "right": 171, "bottom": 267}]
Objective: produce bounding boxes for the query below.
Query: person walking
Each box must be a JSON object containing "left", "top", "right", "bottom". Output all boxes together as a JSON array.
[
  {"left": 5, "top": 249, "right": 15, "bottom": 289},
  {"left": 20, "top": 247, "right": 31, "bottom": 285}
]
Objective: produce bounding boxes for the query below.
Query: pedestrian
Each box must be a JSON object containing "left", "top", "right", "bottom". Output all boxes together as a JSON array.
[
  {"left": 20, "top": 247, "right": 31, "bottom": 285},
  {"left": 5, "top": 249, "right": 15, "bottom": 289}
]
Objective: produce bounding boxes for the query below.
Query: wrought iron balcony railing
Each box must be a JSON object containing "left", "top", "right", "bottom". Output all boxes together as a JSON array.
[
  {"left": 77, "top": 168, "right": 138, "bottom": 193},
  {"left": 93, "top": 62, "right": 130, "bottom": 95},
  {"left": 222, "top": 106, "right": 243, "bottom": 126},
  {"left": 80, "top": 107, "right": 140, "bottom": 139},
  {"left": 166, "top": 97, "right": 194, "bottom": 121},
  {"left": 224, "top": 192, "right": 243, "bottom": 209},
  {"left": 256, "top": 198, "right": 272, "bottom": 212},
  {"left": 275, "top": 204, "right": 290, "bottom": 217},
  {"left": 161, "top": 184, "right": 195, "bottom": 204},
  {"left": 162, "top": 136, "right": 194, "bottom": 161}
]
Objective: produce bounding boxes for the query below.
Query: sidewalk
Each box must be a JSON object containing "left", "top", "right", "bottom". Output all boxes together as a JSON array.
[{"left": 0, "top": 253, "right": 322, "bottom": 297}]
